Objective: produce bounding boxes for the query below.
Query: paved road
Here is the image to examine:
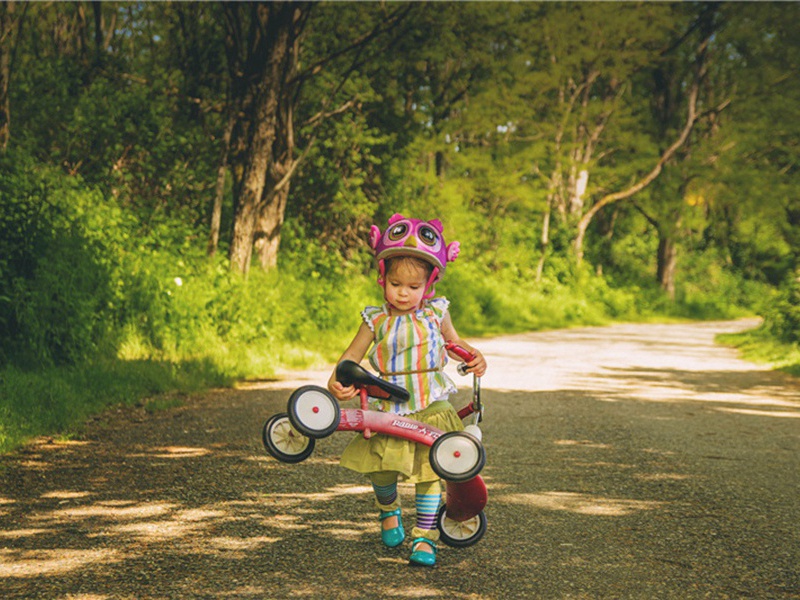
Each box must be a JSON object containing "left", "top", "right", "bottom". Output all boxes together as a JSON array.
[{"left": 1, "top": 319, "right": 798, "bottom": 599}]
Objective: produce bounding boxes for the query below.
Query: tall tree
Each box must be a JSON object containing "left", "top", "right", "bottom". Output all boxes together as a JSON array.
[
  {"left": 572, "top": 4, "right": 720, "bottom": 264},
  {"left": 222, "top": 2, "right": 309, "bottom": 274},
  {"left": 0, "top": 1, "right": 27, "bottom": 153},
  {"left": 222, "top": 2, "right": 413, "bottom": 273}
]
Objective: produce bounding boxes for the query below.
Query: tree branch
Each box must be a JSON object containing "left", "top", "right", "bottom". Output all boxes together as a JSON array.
[{"left": 577, "top": 73, "right": 699, "bottom": 232}]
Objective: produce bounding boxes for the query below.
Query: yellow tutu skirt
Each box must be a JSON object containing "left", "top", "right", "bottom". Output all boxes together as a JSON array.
[{"left": 339, "top": 400, "right": 465, "bottom": 484}]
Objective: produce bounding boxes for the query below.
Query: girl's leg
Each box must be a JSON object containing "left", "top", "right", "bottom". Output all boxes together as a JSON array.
[
  {"left": 409, "top": 479, "right": 441, "bottom": 565},
  {"left": 370, "top": 471, "right": 404, "bottom": 547},
  {"left": 370, "top": 471, "right": 400, "bottom": 512}
]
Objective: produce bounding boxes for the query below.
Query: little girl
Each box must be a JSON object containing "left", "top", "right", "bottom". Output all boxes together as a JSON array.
[{"left": 327, "top": 214, "right": 487, "bottom": 567}]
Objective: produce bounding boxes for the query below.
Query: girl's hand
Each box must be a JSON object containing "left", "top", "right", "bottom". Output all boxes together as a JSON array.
[
  {"left": 328, "top": 379, "right": 358, "bottom": 402},
  {"left": 464, "top": 348, "right": 487, "bottom": 377}
]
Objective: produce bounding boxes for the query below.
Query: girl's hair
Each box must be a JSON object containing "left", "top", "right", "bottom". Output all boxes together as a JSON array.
[{"left": 385, "top": 255, "right": 434, "bottom": 278}]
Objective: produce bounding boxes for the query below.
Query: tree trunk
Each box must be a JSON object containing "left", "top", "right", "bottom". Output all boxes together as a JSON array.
[
  {"left": 572, "top": 9, "right": 715, "bottom": 263},
  {"left": 255, "top": 183, "right": 290, "bottom": 269},
  {"left": 573, "top": 72, "right": 699, "bottom": 262},
  {"left": 207, "top": 115, "right": 235, "bottom": 257},
  {"left": 0, "top": 1, "right": 18, "bottom": 153},
  {"left": 224, "top": 2, "right": 300, "bottom": 274},
  {"left": 228, "top": 117, "right": 275, "bottom": 273},
  {"left": 657, "top": 233, "right": 677, "bottom": 300},
  {"left": 535, "top": 193, "right": 553, "bottom": 282}
]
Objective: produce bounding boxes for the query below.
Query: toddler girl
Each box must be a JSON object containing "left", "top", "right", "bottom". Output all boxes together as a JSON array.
[{"left": 327, "top": 214, "right": 486, "bottom": 567}]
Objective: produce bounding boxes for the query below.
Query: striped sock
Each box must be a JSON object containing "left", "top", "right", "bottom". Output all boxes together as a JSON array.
[
  {"left": 415, "top": 491, "right": 441, "bottom": 532},
  {"left": 372, "top": 481, "right": 398, "bottom": 508}
]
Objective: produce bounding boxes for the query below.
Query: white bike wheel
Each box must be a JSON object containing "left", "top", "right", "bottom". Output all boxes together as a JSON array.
[
  {"left": 437, "top": 506, "right": 487, "bottom": 548},
  {"left": 429, "top": 431, "right": 485, "bottom": 482},
  {"left": 288, "top": 386, "right": 340, "bottom": 438},
  {"left": 262, "top": 413, "right": 315, "bottom": 463}
]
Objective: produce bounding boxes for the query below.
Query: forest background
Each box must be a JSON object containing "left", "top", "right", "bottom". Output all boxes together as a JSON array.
[{"left": 1, "top": 1, "right": 798, "bottom": 453}]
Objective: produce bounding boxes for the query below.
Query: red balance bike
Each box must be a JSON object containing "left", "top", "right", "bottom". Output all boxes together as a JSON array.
[{"left": 262, "top": 343, "right": 488, "bottom": 547}]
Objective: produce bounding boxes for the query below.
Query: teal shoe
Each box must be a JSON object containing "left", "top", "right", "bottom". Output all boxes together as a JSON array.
[
  {"left": 379, "top": 508, "right": 405, "bottom": 548},
  {"left": 409, "top": 537, "right": 437, "bottom": 567}
]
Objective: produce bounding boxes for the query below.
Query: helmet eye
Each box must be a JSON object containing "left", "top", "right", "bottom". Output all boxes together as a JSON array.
[
  {"left": 388, "top": 223, "right": 408, "bottom": 241},
  {"left": 419, "top": 226, "right": 439, "bottom": 246}
]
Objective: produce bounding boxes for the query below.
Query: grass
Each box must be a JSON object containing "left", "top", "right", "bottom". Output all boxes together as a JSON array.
[
  {"left": 0, "top": 266, "right": 771, "bottom": 457},
  {"left": 717, "top": 326, "right": 800, "bottom": 377},
  {"left": 0, "top": 358, "right": 235, "bottom": 454}
]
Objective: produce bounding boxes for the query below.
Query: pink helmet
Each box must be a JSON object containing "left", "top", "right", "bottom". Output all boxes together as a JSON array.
[{"left": 369, "top": 214, "right": 460, "bottom": 299}]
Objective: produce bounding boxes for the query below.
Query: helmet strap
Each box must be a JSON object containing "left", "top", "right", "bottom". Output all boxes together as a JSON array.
[
  {"left": 422, "top": 266, "right": 440, "bottom": 301},
  {"left": 377, "top": 258, "right": 386, "bottom": 287}
]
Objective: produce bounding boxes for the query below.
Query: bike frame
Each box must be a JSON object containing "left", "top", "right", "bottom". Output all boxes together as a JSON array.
[{"left": 337, "top": 385, "right": 487, "bottom": 523}]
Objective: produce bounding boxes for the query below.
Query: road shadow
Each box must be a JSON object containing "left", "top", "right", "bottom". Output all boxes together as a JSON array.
[{"left": 1, "top": 381, "right": 798, "bottom": 599}]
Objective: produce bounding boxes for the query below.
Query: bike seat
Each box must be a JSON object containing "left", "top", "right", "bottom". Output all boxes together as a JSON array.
[{"left": 335, "top": 360, "right": 410, "bottom": 403}]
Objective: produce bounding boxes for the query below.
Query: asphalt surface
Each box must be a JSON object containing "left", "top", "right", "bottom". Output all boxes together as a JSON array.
[{"left": 1, "top": 319, "right": 798, "bottom": 599}]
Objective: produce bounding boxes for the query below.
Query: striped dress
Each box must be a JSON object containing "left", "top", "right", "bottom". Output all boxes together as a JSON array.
[
  {"left": 362, "top": 297, "right": 457, "bottom": 415},
  {"left": 339, "top": 297, "right": 463, "bottom": 482}
]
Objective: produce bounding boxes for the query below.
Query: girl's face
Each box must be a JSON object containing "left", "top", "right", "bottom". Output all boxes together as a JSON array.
[{"left": 384, "top": 261, "right": 428, "bottom": 314}]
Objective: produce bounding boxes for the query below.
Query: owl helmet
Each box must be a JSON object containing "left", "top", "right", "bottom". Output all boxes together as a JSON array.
[{"left": 369, "top": 214, "right": 460, "bottom": 300}]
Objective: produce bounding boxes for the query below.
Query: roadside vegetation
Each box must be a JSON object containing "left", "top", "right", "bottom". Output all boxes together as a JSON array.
[
  {"left": 1, "top": 2, "right": 797, "bottom": 453},
  {"left": 718, "top": 279, "right": 800, "bottom": 378}
]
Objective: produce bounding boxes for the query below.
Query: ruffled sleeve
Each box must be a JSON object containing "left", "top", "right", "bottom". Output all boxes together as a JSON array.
[
  {"left": 425, "top": 297, "right": 449, "bottom": 325},
  {"left": 360, "top": 305, "right": 384, "bottom": 333}
]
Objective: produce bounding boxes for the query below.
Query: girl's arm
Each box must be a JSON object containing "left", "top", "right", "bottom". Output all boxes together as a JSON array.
[
  {"left": 327, "top": 322, "right": 374, "bottom": 401},
  {"left": 441, "top": 312, "right": 487, "bottom": 377}
]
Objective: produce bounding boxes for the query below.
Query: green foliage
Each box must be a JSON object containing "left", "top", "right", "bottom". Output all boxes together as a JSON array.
[
  {"left": 2, "top": 2, "right": 799, "bottom": 456},
  {"left": 0, "top": 153, "right": 122, "bottom": 366},
  {"left": 761, "top": 278, "right": 800, "bottom": 344},
  {"left": 718, "top": 324, "right": 800, "bottom": 378},
  {"left": 0, "top": 358, "right": 233, "bottom": 454}
]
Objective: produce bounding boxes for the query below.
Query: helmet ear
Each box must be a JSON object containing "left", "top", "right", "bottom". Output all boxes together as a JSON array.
[
  {"left": 369, "top": 225, "right": 381, "bottom": 250},
  {"left": 428, "top": 219, "right": 444, "bottom": 233},
  {"left": 387, "top": 213, "right": 405, "bottom": 225},
  {"left": 446, "top": 241, "right": 460, "bottom": 263}
]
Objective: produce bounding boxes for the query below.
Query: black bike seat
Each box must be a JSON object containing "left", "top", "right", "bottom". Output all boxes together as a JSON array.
[{"left": 335, "top": 360, "right": 410, "bottom": 403}]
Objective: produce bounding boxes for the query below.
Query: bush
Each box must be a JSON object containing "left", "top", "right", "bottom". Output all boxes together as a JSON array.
[
  {"left": 0, "top": 154, "right": 123, "bottom": 367},
  {"left": 762, "top": 277, "right": 800, "bottom": 344}
]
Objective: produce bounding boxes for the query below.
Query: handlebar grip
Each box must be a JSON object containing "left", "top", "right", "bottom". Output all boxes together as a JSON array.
[{"left": 445, "top": 341, "right": 475, "bottom": 363}]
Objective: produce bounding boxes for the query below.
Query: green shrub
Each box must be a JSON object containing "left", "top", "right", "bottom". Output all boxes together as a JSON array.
[
  {"left": 762, "top": 277, "right": 800, "bottom": 344},
  {"left": 0, "top": 155, "right": 123, "bottom": 367}
]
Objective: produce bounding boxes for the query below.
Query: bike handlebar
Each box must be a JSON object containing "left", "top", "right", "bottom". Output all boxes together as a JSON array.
[{"left": 445, "top": 342, "right": 476, "bottom": 363}]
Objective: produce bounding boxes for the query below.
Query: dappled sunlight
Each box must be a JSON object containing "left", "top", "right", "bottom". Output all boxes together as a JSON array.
[
  {"left": 380, "top": 584, "right": 492, "bottom": 599},
  {"left": 0, "top": 528, "right": 49, "bottom": 539},
  {"left": 18, "top": 459, "right": 51, "bottom": 469},
  {"left": 572, "top": 461, "right": 636, "bottom": 470},
  {"left": 499, "top": 491, "right": 663, "bottom": 516},
  {"left": 323, "top": 524, "right": 372, "bottom": 541},
  {"left": 383, "top": 586, "right": 449, "bottom": 598},
  {"left": 208, "top": 535, "right": 280, "bottom": 551},
  {"left": 259, "top": 484, "right": 373, "bottom": 509},
  {"left": 2, "top": 319, "right": 796, "bottom": 597},
  {"left": 477, "top": 320, "right": 800, "bottom": 421},
  {"left": 103, "top": 507, "right": 230, "bottom": 543},
  {"left": 111, "top": 519, "right": 205, "bottom": 541},
  {"left": 554, "top": 439, "right": 612, "bottom": 449},
  {"left": 571, "top": 369, "right": 800, "bottom": 411},
  {"left": 32, "top": 439, "right": 92, "bottom": 450},
  {"left": 715, "top": 407, "right": 800, "bottom": 419},
  {"left": 128, "top": 445, "right": 211, "bottom": 459},
  {"left": 49, "top": 501, "right": 178, "bottom": 522},
  {"left": 0, "top": 549, "right": 123, "bottom": 578},
  {"left": 635, "top": 473, "right": 693, "bottom": 482},
  {"left": 41, "top": 491, "right": 91, "bottom": 500}
]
